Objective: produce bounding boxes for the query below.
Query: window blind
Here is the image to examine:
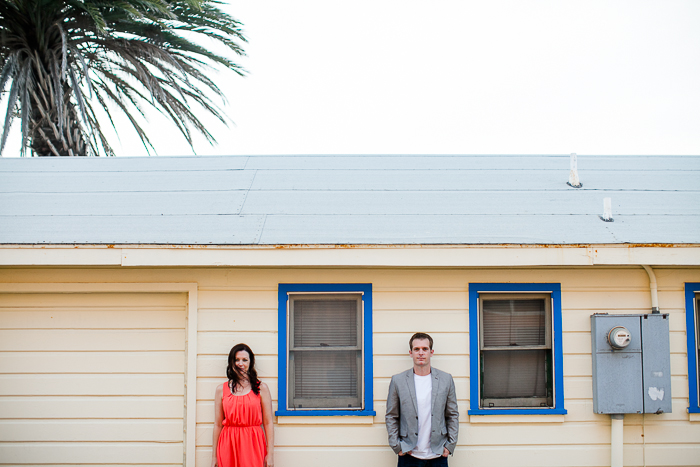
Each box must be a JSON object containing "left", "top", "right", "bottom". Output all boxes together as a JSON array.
[
  {"left": 482, "top": 299, "right": 546, "bottom": 347},
  {"left": 294, "top": 300, "right": 357, "bottom": 347}
]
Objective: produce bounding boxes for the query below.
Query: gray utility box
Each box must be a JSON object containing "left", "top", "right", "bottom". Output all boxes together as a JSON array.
[{"left": 591, "top": 313, "right": 672, "bottom": 414}]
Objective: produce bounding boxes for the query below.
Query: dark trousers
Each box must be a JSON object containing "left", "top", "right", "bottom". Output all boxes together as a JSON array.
[{"left": 397, "top": 454, "right": 448, "bottom": 467}]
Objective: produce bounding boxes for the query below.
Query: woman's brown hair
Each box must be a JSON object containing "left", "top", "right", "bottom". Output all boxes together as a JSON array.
[{"left": 226, "top": 343, "right": 261, "bottom": 395}]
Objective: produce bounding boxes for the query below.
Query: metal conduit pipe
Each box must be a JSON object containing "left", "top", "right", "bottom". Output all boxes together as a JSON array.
[
  {"left": 642, "top": 265, "right": 660, "bottom": 313},
  {"left": 611, "top": 414, "right": 624, "bottom": 467}
]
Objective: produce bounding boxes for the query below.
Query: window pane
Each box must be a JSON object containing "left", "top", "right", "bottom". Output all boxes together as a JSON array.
[
  {"left": 288, "top": 295, "right": 363, "bottom": 410},
  {"left": 482, "top": 349, "right": 547, "bottom": 398},
  {"left": 294, "top": 299, "right": 357, "bottom": 347},
  {"left": 294, "top": 350, "right": 359, "bottom": 397},
  {"left": 483, "top": 299, "right": 546, "bottom": 347}
]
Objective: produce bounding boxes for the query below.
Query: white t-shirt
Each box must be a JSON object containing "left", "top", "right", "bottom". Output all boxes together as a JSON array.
[{"left": 411, "top": 372, "right": 439, "bottom": 459}]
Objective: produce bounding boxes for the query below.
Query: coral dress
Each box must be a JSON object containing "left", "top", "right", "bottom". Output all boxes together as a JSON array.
[{"left": 217, "top": 383, "right": 267, "bottom": 467}]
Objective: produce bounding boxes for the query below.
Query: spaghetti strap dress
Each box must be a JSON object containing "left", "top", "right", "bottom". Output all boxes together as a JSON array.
[{"left": 217, "top": 383, "right": 267, "bottom": 467}]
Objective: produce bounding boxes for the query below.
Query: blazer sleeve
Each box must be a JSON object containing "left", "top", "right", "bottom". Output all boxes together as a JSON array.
[
  {"left": 385, "top": 375, "right": 402, "bottom": 454},
  {"left": 444, "top": 374, "right": 459, "bottom": 454}
]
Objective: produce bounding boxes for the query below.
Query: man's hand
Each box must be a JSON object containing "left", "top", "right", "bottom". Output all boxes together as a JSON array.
[
  {"left": 398, "top": 451, "right": 411, "bottom": 457},
  {"left": 442, "top": 448, "right": 450, "bottom": 457}
]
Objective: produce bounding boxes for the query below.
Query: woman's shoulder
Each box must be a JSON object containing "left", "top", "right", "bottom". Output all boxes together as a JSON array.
[{"left": 258, "top": 381, "right": 270, "bottom": 394}]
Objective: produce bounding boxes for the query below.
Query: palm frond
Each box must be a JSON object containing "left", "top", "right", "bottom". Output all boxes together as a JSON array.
[
  {"left": 0, "top": 77, "right": 20, "bottom": 155},
  {"left": 0, "top": 0, "right": 247, "bottom": 156}
]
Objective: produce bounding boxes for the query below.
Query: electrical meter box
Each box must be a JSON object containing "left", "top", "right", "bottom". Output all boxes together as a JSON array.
[{"left": 591, "top": 313, "right": 672, "bottom": 414}]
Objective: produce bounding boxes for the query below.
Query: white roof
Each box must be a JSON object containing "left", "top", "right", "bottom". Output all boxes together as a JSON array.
[{"left": 1, "top": 155, "right": 698, "bottom": 245}]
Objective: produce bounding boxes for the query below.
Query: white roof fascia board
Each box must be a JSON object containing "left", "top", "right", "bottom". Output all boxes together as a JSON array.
[
  {"left": 1, "top": 245, "right": 699, "bottom": 267},
  {"left": 0, "top": 247, "right": 123, "bottom": 266}
]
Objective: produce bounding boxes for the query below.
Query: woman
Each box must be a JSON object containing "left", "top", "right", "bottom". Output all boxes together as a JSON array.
[{"left": 211, "top": 343, "right": 274, "bottom": 467}]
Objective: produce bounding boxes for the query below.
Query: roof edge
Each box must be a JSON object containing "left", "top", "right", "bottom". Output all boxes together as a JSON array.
[{"left": 1, "top": 244, "right": 699, "bottom": 268}]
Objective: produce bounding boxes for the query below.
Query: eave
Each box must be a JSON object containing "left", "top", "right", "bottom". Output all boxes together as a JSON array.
[{"left": 1, "top": 243, "right": 699, "bottom": 267}]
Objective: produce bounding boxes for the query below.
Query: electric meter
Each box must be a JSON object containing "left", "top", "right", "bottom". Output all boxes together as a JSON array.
[{"left": 608, "top": 326, "right": 631, "bottom": 350}]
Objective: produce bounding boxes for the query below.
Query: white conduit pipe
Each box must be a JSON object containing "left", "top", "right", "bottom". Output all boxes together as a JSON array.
[
  {"left": 642, "top": 265, "right": 660, "bottom": 313},
  {"left": 611, "top": 414, "right": 624, "bottom": 467}
]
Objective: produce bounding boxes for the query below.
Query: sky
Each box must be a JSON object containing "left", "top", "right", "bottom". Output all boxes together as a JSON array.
[{"left": 4, "top": 0, "right": 700, "bottom": 156}]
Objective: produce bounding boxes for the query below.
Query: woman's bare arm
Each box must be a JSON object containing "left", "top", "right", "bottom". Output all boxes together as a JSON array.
[
  {"left": 211, "top": 383, "right": 224, "bottom": 467},
  {"left": 260, "top": 382, "right": 275, "bottom": 467}
]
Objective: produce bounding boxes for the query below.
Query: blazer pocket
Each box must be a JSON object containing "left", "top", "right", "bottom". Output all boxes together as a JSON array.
[{"left": 440, "top": 426, "right": 447, "bottom": 435}]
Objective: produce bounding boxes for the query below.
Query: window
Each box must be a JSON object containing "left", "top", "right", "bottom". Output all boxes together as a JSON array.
[
  {"left": 685, "top": 283, "right": 700, "bottom": 413},
  {"left": 276, "top": 284, "right": 374, "bottom": 416},
  {"left": 469, "top": 283, "right": 566, "bottom": 415}
]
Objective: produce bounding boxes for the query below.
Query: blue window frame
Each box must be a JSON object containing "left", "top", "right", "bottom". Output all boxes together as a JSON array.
[
  {"left": 276, "top": 283, "right": 375, "bottom": 416},
  {"left": 468, "top": 283, "right": 566, "bottom": 415},
  {"left": 685, "top": 283, "right": 700, "bottom": 413}
]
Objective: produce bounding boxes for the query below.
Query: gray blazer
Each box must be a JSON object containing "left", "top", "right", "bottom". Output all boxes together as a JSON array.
[{"left": 385, "top": 367, "right": 459, "bottom": 456}]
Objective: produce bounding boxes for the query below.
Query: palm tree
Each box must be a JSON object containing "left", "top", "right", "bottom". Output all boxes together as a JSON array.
[{"left": 0, "top": 0, "right": 246, "bottom": 156}]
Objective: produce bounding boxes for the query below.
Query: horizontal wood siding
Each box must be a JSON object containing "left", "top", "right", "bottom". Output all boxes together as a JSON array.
[
  {"left": 0, "top": 292, "right": 187, "bottom": 466},
  {"left": 1, "top": 266, "right": 699, "bottom": 466}
]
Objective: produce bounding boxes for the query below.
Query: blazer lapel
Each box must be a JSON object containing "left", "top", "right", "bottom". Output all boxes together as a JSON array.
[
  {"left": 431, "top": 370, "right": 440, "bottom": 412},
  {"left": 406, "top": 370, "right": 418, "bottom": 414}
]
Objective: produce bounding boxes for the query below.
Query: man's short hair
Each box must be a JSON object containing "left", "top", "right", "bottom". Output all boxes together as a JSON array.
[{"left": 409, "top": 332, "right": 433, "bottom": 350}]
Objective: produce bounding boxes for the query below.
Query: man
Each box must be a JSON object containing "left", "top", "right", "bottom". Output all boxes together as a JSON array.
[{"left": 386, "top": 332, "right": 459, "bottom": 466}]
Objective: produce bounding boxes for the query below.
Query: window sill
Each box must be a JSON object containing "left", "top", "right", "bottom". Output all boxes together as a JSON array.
[
  {"left": 469, "top": 413, "right": 566, "bottom": 423},
  {"left": 468, "top": 408, "right": 567, "bottom": 417},
  {"left": 275, "top": 411, "right": 376, "bottom": 425}
]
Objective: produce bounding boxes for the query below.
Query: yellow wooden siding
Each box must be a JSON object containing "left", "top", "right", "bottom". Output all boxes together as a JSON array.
[
  {"left": 0, "top": 292, "right": 187, "bottom": 466},
  {"left": 1, "top": 266, "right": 699, "bottom": 467}
]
